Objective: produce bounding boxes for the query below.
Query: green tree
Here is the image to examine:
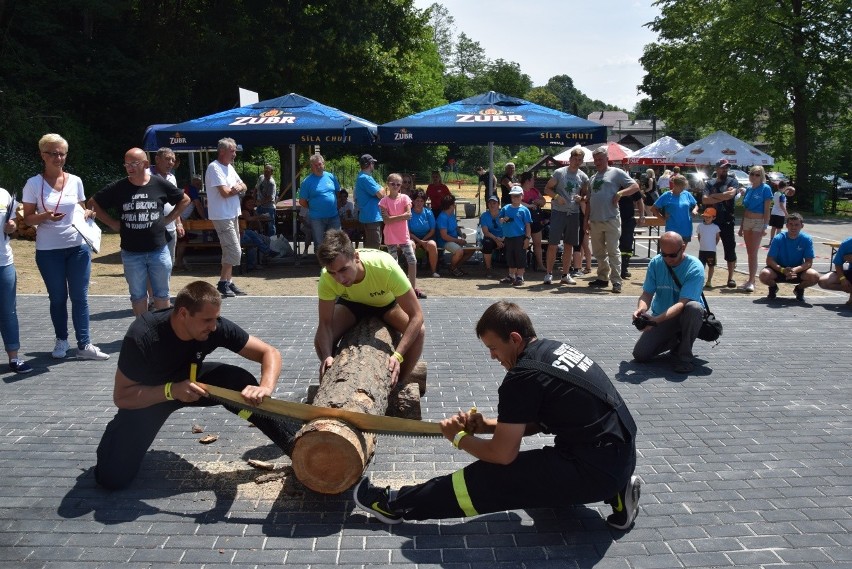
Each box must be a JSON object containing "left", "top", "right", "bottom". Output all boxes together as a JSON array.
[
  {"left": 640, "top": 0, "right": 852, "bottom": 197},
  {"left": 424, "top": 2, "right": 455, "bottom": 71},
  {"left": 524, "top": 87, "right": 561, "bottom": 110}
]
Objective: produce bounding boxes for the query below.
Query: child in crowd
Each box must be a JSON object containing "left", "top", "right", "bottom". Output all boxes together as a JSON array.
[
  {"left": 379, "top": 173, "right": 425, "bottom": 299},
  {"left": 498, "top": 186, "right": 532, "bottom": 286},
  {"left": 696, "top": 207, "right": 721, "bottom": 288},
  {"left": 479, "top": 195, "right": 505, "bottom": 279},
  {"left": 769, "top": 181, "right": 789, "bottom": 241}
]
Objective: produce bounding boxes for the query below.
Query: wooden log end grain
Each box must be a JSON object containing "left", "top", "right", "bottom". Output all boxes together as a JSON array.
[{"left": 291, "top": 418, "right": 376, "bottom": 494}]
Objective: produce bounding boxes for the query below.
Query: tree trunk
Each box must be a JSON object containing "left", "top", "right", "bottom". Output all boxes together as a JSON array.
[{"left": 290, "top": 317, "right": 397, "bottom": 494}]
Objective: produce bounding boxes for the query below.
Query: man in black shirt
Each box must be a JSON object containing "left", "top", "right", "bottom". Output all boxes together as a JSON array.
[
  {"left": 90, "top": 147, "right": 189, "bottom": 315},
  {"left": 354, "top": 301, "right": 640, "bottom": 530},
  {"left": 94, "top": 281, "right": 296, "bottom": 490},
  {"left": 702, "top": 159, "right": 740, "bottom": 287}
]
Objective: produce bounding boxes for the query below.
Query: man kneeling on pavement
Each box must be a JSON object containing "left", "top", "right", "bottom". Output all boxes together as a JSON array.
[
  {"left": 632, "top": 231, "right": 705, "bottom": 374},
  {"left": 354, "top": 301, "right": 640, "bottom": 530}
]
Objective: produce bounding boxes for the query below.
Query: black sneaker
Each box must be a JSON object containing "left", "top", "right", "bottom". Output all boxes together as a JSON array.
[
  {"left": 588, "top": 279, "right": 609, "bottom": 288},
  {"left": 228, "top": 282, "right": 248, "bottom": 296},
  {"left": 353, "top": 476, "right": 403, "bottom": 524},
  {"left": 8, "top": 359, "right": 33, "bottom": 374},
  {"left": 794, "top": 286, "right": 804, "bottom": 302},
  {"left": 217, "top": 281, "right": 235, "bottom": 298},
  {"left": 767, "top": 285, "right": 778, "bottom": 300},
  {"left": 606, "top": 475, "right": 641, "bottom": 530}
]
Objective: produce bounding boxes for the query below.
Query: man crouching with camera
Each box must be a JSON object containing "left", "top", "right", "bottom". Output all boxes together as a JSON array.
[{"left": 632, "top": 231, "right": 706, "bottom": 374}]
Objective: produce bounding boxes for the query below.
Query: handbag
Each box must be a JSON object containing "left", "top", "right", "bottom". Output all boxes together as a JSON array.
[{"left": 665, "top": 263, "right": 723, "bottom": 343}]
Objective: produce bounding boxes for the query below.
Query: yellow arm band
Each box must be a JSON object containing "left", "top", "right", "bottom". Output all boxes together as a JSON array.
[
  {"left": 840, "top": 275, "right": 847, "bottom": 282},
  {"left": 453, "top": 431, "right": 469, "bottom": 448},
  {"left": 164, "top": 382, "right": 174, "bottom": 401},
  {"left": 392, "top": 351, "right": 404, "bottom": 364}
]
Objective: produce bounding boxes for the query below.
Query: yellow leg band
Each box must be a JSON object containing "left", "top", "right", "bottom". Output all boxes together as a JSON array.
[{"left": 451, "top": 469, "right": 478, "bottom": 517}]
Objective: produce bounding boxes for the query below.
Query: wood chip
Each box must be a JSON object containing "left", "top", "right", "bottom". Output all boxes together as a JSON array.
[
  {"left": 199, "top": 434, "right": 219, "bottom": 444},
  {"left": 247, "top": 459, "right": 275, "bottom": 471},
  {"left": 255, "top": 471, "right": 288, "bottom": 484},
  {"left": 191, "top": 424, "right": 204, "bottom": 433}
]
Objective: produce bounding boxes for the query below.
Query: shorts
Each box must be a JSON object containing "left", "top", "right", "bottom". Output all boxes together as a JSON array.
[
  {"left": 767, "top": 268, "right": 803, "bottom": 284},
  {"left": 769, "top": 214, "right": 785, "bottom": 229},
  {"left": 481, "top": 236, "right": 500, "bottom": 254},
  {"left": 387, "top": 242, "right": 417, "bottom": 266},
  {"left": 444, "top": 241, "right": 462, "bottom": 254},
  {"left": 698, "top": 250, "right": 717, "bottom": 267},
  {"left": 121, "top": 245, "right": 172, "bottom": 302},
  {"left": 548, "top": 210, "right": 579, "bottom": 247},
  {"left": 504, "top": 235, "right": 526, "bottom": 269},
  {"left": 741, "top": 216, "right": 765, "bottom": 232},
  {"left": 212, "top": 217, "right": 242, "bottom": 266},
  {"left": 336, "top": 297, "right": 397, "bottom": 320}
]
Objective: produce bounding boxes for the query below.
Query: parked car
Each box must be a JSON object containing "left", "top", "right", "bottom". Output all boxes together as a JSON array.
[
  {"left": 684, "top": 171, "right": 708, "bottom": 193},
  {"left": 730, "top": 169, "right": 750, "bottom": 187},
  {"left": 766, "top": 171, "right": 790, "bottom": 186},
  {"left": 824, "top": 175, "right": 852, "bottom": 199}
]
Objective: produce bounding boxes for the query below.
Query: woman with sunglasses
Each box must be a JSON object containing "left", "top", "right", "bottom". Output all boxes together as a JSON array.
[
  {"left": 520, "top": 172, "right": 548, "bottom": 272},
  {"left": 21, "top": 133, "right": 108, "bottom": 361},
  {"left": 407, "top": 190, "right": 440, "bottom": 278},
  {"left": 737, "top": 166, "right": 773, "bottom": 292}
]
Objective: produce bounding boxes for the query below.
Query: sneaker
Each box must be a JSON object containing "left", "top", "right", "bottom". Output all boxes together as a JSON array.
[
  {"left": 217, "top": 281, "right": 236, "bottom": 298},
  {"left": 414, "top": 288, "right": 427, "bottom": 299},
  {"left": 514, "top": 276, "right": 524, "bottom": 286},
  {"left": 543, "top": 273, "right": 553, "bottom": 285},
  {"left": 500, "top": 276, "right": 514, "bottom": 284},
  {"left": 353, "top": 476, "right": 403, "bottom": 524},
  {"left": 673, "top": 359, "right": 694, "bottom": 373},
  {"left": 767, "top": 285, "right": 778, "bottom": 300},
  {"left": 431, "top": 272, "right": 441, "bottom": 278},
  {"left": 9, "top": 359, "right": 33, "bottom": 374},
  {"left": 704, "top": 281, "right": 713, "bottom": 289},
  {"left": 560, "top": 274, "right": 576, "bottom": 285},
  {"left": 726, "top": 279, "right": 736, "bottom": 288},
  {"left": 52, "top": 338, "right": 69, "bottom": 359},
  {"left": 621, "top": 269, "right": 632, "bottom": 279},
  {"left": 228, "top": 282, "right": 248, "bottom": 296},
  {"left": 612, "top": 282, "right": 622, "bottom": 294},
  {"left": 794, "top": 286, "right": 805, "bottom": 302},
  {"left": 606, "top": 475, "right": 641, "bottom": 530},
  {"left": 78, "top": 343, "right": 110, "bottom": 360},
  {"left": 739, "top": 282, "right": 755, "bottom": 293},
  {"left": 588, "top": 279, "right": 609, "bottom": 288}
]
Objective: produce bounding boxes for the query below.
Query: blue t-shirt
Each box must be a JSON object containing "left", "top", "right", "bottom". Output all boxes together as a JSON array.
[
  {"left": 299, "top": 172, "right": 340, "bottom": 219},
  {"left": 768, "top": 231, "right": 815, "bottom": 267},
  {"left": 479, "top": 210, "right": 504, "bottom": 238},
  {"left": 435, "top": 211, "right": 459, "bottom": 247},
  {"left": 355, "top": 172, "right": 383, "bottom": 223},
  {"left": 742, "top": 183, "right": 773, "bottom": 214},
  {"left": 643, "top": 254, "right": 706, "bottom": 316},
  {"left": 653, "top": 191, "right": 697, "bottom": 239},
  {"left": 498, "top": 204, "right": 532, "bottom": 238},
  {"left": 833, "top": 236, "right": 852, "bottom": 267},
  {"left": 408, "top": 208, "right": 435, "bottom": 239}
]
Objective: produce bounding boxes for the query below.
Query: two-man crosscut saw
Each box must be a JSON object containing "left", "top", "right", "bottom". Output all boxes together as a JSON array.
[{"left": 199, "top": 383, "right": 444, "bottom": 437}]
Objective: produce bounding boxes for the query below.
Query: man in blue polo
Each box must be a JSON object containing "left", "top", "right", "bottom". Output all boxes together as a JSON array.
[
  {"left": 758, "top": 213, "right": 821, "bottom": 302},
  {"left": 818, "top": 235, "right": 852, "bottom": 304},
  {"left": 632, "top": 231, "right": 705, "bottom": 374},
  {"left": 355, "top": 154, "right": 383, "bottom": 249},
  {"left": 299, "top": 153, "right": 341, "bottom": 252}
]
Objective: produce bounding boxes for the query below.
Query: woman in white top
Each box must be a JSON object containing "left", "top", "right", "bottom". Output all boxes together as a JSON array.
[
  {"left": 21, "top": 133, "right": 108, "bottom": 361},
  {"left": 0, "top": 187, "right": 33, "bottom": 373}
]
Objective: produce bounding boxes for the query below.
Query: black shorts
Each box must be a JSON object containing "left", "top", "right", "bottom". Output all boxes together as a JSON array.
[
  {"left": 336, "top": 297, "right": 397, "bottom": 320},
  {"left": 481, "top": 236, "right": 500, "bottom": 254},
  {"left": 769, "top": 214, "right": 785, "bottom": 229},
  {"left": 767, "top": 268, "right": 803, "bottom": 285},
  {"left": 698, "top": 250, "right": 717, "bottom": 267}
]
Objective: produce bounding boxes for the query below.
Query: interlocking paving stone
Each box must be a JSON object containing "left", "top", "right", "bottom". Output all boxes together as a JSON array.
[{"left": 0, "top": 293, "right": 849, "bottom": 567}]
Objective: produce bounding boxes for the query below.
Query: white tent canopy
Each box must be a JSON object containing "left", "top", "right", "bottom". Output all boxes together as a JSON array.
[
  {"left": 665, "top": 130, "right": 774, "bottom": 167},
  {"left": 626, "top": 136, "right": 683, "bottom": 165},
  {"left": 553, "top": 144, "right": 593, "bottom": 164}
]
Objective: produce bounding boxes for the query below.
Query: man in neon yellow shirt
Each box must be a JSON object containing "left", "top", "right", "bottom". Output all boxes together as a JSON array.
[{"left": 314, "top": 229, "right": 425, "bottom": 385}]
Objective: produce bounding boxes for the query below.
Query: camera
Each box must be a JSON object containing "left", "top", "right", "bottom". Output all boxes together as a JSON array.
[{"left": 632, "top": 314, "right": 656, "bottom": 330}]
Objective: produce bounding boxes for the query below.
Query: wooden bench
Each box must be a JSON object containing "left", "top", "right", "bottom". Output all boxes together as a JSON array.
[
  {"left": 176, "top": 219, "right": 255, "bottom": 274},
  {"left": 822, "top": 241, "right": 841, "bottom": 263}
]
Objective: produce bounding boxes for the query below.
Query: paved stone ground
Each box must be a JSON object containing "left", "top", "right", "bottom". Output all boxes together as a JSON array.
[{"left": 1, "top": 292, "right": 850, "bottom": 569}]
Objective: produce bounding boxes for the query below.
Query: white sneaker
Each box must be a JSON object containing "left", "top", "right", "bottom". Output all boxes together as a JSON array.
[
  {"left": 52, "top": 338, "right": 69, "bottom": 359},
  {"left": 431, "top": 272, "right": 441, "bottom": 278},
  {"left": 78, "top": 343, "right": 110, "bottom": 360},
  {"left": 560, "top": 274, "right": 577, "bottom": 285},
  {"left": 543, "top": 273, "right": 553, "bottom": 285}
]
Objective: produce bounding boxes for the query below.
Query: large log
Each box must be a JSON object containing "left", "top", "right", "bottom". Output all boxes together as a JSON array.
[{"left": 291, "top": 317, "right": 396, "bottom": 494}]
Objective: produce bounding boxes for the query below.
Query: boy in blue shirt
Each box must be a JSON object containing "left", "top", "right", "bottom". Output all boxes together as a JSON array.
[
  {"left": 498, "top": 186, "right": 532, "bottom": 286},
  {"left": 758, "top": 213, "right": 821, "bottom": 301}
]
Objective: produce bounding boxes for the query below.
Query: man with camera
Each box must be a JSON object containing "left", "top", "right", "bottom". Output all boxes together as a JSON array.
[{"left": 631, "top": 231, "right": 706, "bottom": 374}]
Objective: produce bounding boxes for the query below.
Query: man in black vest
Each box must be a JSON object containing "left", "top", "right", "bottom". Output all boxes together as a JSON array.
[
  {"left": 354, "top": 301, "right": 640, "bottom": 530},
  {"left": 702, "top": 159, "right": 740, "bottom": 287}
]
